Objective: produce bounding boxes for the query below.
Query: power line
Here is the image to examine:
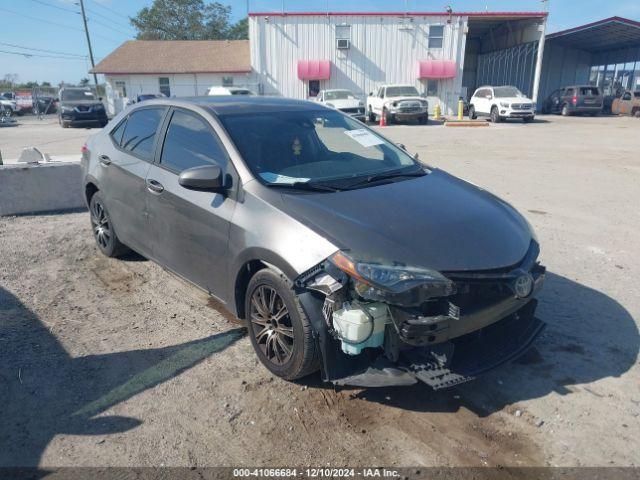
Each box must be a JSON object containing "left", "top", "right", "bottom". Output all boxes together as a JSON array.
[
  {"left": 27, "top": 0, "right": 79, "bottom": 14},
  {"left": 0, "top": 48, "right": 87, "bottom": 60},
  {"left": 0, "top": 6, "right": 84, "bottom": 31},
  {"left": 88, "top": 0, "right": 130, "bottom": 21},
  {"left": 88, "top": 16, "right": 134, "bottom": 36},
  {"left": 85, "top": 7, "right": 134, "bottom": 31},
  {"left": 0, "top": 41, "right": 85, "bottom": 58}
]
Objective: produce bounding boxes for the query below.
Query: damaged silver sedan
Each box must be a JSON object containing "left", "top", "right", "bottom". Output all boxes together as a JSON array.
[{"left": 82, "top": 96, "right": 545, "bottom": 389}]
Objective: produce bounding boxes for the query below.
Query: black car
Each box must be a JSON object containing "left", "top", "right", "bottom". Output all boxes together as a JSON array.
[
  {"left": 33, "top": 95, "right": 57, "bottom": 114},
  {"left": 542, "top": 85, "right": 603, "bottom": 116},
  {"left": 58, "top": 87, "right": 108, "bottom": 128}
]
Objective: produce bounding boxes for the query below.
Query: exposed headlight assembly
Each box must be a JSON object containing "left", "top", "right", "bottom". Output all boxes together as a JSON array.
[{"left": 329, "top": 251, "right": 455, "bottom": 306}]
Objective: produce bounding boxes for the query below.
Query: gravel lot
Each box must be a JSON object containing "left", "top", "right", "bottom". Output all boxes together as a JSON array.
[{"left": 1, "top": 115, "right": 639, "bottom": 468}]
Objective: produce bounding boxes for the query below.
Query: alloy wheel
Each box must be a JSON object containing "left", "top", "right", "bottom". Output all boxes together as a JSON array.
[
  {"left": 90, "top": 200, "right": 111, "bottom": 250},
  {"left": 249, "top": 285, "right": 294, "bottom": 366}
]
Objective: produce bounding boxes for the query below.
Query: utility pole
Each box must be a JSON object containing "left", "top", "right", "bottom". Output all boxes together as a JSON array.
[{"left": 78, "top": 0, "right": 99, "bottom": 87}]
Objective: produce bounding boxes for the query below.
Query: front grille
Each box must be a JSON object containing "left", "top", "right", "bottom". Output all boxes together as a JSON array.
[
  {"left": 75, "top": 105, "right": 91, "bottom": 112},
  {"left": 340, "top": 107, "right": 364, "bottom": 114},
  {"left": 397, "top": 101, "right": 423, "bottom": 113},
  {"left": 512, "top": 103, "right": 532, "bottom": 110}
]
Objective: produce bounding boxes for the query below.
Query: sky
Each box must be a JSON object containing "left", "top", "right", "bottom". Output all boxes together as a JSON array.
[{"left": 2, "top": 0, "right": 640, "bottom": 85}]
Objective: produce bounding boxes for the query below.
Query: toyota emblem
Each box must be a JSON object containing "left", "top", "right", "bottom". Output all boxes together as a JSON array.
[{"left": 514, "top": 274, "right": 534, "bottom": 298}]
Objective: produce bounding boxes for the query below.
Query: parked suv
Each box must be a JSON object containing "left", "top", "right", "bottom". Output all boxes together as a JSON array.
[
  {"left": 469, "top": 85, "right": 535, "bottom": 122},
  {"left": 611, "top": 90, "right": 640, "bottom": 117},
  {"left": 58, "top": 87, "right": 108, "bottom": 128},
  {"left": 81, "top": 96, "right": 544, "bottom": 389},
  {"left": 366, "top": 85, "right": 428, "bottom": 124},
  {"left": 542, "top": 85, "right": 603, "bottom": 116}
]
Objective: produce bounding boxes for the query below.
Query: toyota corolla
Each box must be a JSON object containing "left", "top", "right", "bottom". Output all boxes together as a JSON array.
[{"left": 81, "top": 96, "right": 545, "bottom": 389}]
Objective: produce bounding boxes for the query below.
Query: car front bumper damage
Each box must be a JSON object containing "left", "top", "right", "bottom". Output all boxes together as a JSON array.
[{"left": 296, "top": 243, "right": 545, "bottom": 389}]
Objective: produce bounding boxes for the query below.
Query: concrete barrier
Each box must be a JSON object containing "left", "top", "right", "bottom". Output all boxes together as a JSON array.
[{"left": 0, "top": 162, "right": 86, "bottom": 216}]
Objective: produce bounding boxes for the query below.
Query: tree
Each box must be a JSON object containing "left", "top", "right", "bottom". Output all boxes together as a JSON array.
[
  {"left": 227, "top": 17, "right": 248, "bottom": 40},
  {"left": 130, "top": 0, "right": 237, "bottom": 40}
]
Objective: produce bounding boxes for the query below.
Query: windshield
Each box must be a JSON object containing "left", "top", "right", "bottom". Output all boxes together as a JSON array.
[
  {"left": 231, "top": 89, "right": 253, "bottom": 95},
  {"left": 219, "top": 110, "right": 418, "bottom": 186},
  {"left": 493, "top": 86, "right": 524, "bottom": 98},
  {"left": 61, "top": 90, "right": 96, "bottom": 101},
  {"left": 386, "top": 86, "right": 420, "bottom": 97},
  {"left": 325, "top": 90, "right": 354, "bottom": 100}
]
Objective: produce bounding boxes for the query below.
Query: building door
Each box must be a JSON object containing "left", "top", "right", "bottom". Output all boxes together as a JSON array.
[
  {"left": 308, "top": 80, "right": 320, "bottom": 98},
  {"left": 424, "top": 79, "right": 439, "bottom": 115}
]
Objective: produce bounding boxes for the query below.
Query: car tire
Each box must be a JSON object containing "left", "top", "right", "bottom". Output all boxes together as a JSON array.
[
  {"left": 368, "top": 108, "right": 376, "bottom": 124},
  {"left": 468, "top": 105, "right": 477, "bottom": 119},
  {"left": 633, "top": 109, "right": 640, "bottom": 118},
  {"left": 89, "top": 192, "right": 130, "bottom": 258},
  {"left": 561, "top": 104, "right": 570, "bottom": 116},
  {"left": 490, "top": 107, "right": 501, "bottom": 123},
  {"left": 245, "top": 269, "right": 320, "bottom": 381},
  {"left": 383, "top": 108, "right": 393, "bottom": 125}
]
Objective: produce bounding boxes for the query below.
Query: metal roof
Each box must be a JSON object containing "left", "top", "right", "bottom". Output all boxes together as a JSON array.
[
  {"left": 248, "top": 11, "right": 547, "bottom": 19},
  {"left": 546, "top": 17, "right": 640, "bottom": 52}
]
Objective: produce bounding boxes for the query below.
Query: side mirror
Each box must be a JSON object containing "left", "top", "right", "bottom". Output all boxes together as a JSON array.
[
  {"left": 98, "top": 97, "right": 103, "bottom": 101},
  {"left": 369, "top": 92, "right": 373, "bottom": 96},
  {"left": 178, "top": 165, "right": 227, "bottom": 192}
]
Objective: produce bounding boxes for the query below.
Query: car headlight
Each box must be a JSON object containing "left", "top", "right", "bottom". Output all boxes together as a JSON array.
[
  {"left": 500, "top": 102, "right": 510, "bottom": 108},
  {"left": 329, "top": 251, "right": 455, "bottom": 299},
  {"left": 60, "top": 106, "right": 73, "bottom": 113}
]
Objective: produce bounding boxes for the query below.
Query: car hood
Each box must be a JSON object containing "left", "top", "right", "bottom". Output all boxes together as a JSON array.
[
  {"left": 276, "top": 169, "right": 533, "bottom": 272},
  {"left": 385, "top": 96, "right": 425, "bottom": 105},
  {"left": 499, "top": 96, "right": 533, "bottom": 104},
  {"left": 59, "top": 100, "right": 102, "bottom": 107},
  {"left": 326, "top": 99, "right": 362, "bottom": 109}
]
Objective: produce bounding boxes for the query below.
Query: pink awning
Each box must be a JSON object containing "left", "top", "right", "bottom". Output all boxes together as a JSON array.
[
  {"left": 297, "top": 60, "right": 331, "bottom": 80},
  {"left": 417, "top": 60, "right": 457, "bottom": 79}
]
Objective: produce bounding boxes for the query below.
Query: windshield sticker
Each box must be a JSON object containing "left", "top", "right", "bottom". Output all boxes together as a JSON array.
[
  {"left": 260, "top": 172, "right": 310, "bottom": 184},
  {"left": 344, "top": 129, "right": 385, "bottom": 148}
]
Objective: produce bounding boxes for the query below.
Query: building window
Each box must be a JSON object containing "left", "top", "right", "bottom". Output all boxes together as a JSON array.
[
  {"left": 115, "top": 81, "right": 127, "bottom": 98},
  {"left": 222, "top": 76, "right": 234, "bottom": 87},
  {"left": 308, "top": 80, "right": 320, "bottom": 97},
  {"left": 428, "top": 25, "right": 444, "bottom": 48},
  {"left": 426, "top": 79, "right": 438, "bottom": 96},
  {"left": 336, "top": 25, "right": 351, "bottom": 40},
  {"left": 159, "top": 77, "right": 170, "bottom": 97}
]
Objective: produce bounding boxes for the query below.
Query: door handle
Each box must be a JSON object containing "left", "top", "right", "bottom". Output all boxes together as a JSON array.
[
  {"left": 146, "top": 179, "right": 164, "bottom": 194},
  {"left": 98, "top": 154, "right": 111, "bottom": 166}
]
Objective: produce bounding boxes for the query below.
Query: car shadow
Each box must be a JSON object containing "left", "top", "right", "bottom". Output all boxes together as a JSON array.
[
  {"left": 0, "top": 286, "right": 245, "bottom": 467},
  {"left": 300, "top": 271, "right": 638, "bottom": 416}
]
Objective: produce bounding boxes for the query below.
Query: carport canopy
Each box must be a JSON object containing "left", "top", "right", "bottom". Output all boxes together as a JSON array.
[{"left": 546, "top": 17, "right": 640, "bottom": 53}]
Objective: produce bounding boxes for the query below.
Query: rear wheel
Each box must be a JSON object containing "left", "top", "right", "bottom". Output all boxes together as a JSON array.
[
  {"left": 245, "top": 269, "right": 320, "bottom": 380},
  {"left": 561, "top": 104, "right": 570, "bottom": 116},
  {"left": 89, "top": 192, "right": 130, "bottom": 258},
  {"left": 490, "top": 106, "right": 501, "bottom": 123},
  {"left": 468, "top": 105, "right": 477, "bottom": 119},
  {"left": 383, "top": 108, "right": 393, "bottom": 125}
]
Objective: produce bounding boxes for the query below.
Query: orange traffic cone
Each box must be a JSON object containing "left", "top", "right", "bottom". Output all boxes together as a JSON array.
[{"left": 379, "top": 111, "right": 386, "bottom": 127}]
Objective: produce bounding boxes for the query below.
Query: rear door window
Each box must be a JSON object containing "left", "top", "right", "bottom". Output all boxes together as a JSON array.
[
  {"left": 120, "top": 108, "right": 166, "bottom": 161},
  {"left": 159, "top": 109, "right": 228, "bottom": 174},
  {"left": 580, "top": 87, "right": 599, "bottom": 95}
]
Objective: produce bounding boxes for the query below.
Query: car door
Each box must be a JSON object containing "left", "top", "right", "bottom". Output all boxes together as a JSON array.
[
  {"left": 475, "top": 89, "right": 490, "bottom": 115},
  {"left": 96, "top": 106, "right": 167, "bottom": 257},
  {"left": 144, "top": 107, "right": 237, "bottom": 297}
]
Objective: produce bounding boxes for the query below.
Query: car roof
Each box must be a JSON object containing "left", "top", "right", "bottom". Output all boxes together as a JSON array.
[{"left": 138, "top": 96, "right": 331, "bottom": 116}]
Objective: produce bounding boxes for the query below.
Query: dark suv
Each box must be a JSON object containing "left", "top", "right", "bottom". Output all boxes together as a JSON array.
[
  {"left": 58, "top": 87, "right": 108, "bottom": 128},
  {"left": 542, "top": 85, "right": 603, "bottom": 116}
]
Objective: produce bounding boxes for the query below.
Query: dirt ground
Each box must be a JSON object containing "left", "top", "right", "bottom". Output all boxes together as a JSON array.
[{"left": 0, "top": 115, "right": 639, "bottom": 468}]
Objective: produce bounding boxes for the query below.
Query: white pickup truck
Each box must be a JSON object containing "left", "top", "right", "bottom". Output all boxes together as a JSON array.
[{"left": 366, "top": 85, "right": 428, "bottom": 124}]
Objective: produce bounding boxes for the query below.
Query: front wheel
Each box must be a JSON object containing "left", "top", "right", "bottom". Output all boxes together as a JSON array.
[
  {"left": 367, "top": 108, "right": 376, "bottom": 124},
  {"left": 561, "top": 104, "right": 570, "bottom": 116},
  {"left": 383, "top": 108, "right": 393, "bottom": 125},
  {"left": 245, "top": 269, "right": 320, "bottom": 380},
  {"left": 490, "top": 107, "right": 501, "bottom": 123},
  {"left": 468, "top": 105, "right": 477, "bottom": 119},
  {"left": 89, "top": 192, "right": 130, "bottom": 258}
]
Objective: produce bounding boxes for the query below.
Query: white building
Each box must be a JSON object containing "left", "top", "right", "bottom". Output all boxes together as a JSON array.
[
  {"left": 91, "top": 40, "right": 257, "bottom": 115},
  {"left": 94, "top": 11, "right": 548, "bottom": 116},
  {"left": 249, "top": 11, "right": 548, "bottom": 115}
]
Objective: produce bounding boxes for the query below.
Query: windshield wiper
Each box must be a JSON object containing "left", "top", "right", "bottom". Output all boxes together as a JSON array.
[
  {"left": 343, "top": 167, "right": 426, "bottom": 189},
  {"left": 267, "top": 181, "right": 342, "bottom": 192}
]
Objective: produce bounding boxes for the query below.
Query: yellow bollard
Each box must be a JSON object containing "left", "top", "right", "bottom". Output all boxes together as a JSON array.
[
  {"left": 434, "top": 103, "right": 441, "bottom": 120},
  {"left": 458, "top": 99, "right": 464, "bottom": 120}
]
